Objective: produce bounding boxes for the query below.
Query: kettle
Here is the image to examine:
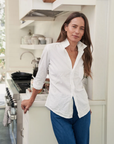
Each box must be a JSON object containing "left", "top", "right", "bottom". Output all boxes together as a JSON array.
[{"left": 31, "top": 58, "right": 40, "bottom": 77}]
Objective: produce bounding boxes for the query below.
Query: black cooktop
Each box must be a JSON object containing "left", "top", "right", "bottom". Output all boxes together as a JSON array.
[{"left": 11, "top": 71, "right": 32, "bottom": 93}]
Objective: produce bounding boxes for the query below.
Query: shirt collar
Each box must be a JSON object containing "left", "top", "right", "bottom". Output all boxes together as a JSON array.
[
  {"left": 60, "top": 38, "right": 87, "bottom": 51},
  {"left": 77, "top": 41, "right": 87, "bottom": 51},
  {"left": 61, "top": 38, "right": 70, "bottom": 49}
]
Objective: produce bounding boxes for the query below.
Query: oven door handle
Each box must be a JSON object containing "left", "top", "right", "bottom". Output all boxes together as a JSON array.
[{"left": 8, "top": 110, "right": 17, "bottom": 120}]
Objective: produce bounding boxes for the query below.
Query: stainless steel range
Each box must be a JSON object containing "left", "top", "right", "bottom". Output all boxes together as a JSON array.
[{"left": 5, "top": 72, "right": 32, "bottom": 144}]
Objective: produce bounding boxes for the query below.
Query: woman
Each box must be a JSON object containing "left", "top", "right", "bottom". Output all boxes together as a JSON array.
[{"left": 21, "top": 12, "right": 93, "bottom": 144}]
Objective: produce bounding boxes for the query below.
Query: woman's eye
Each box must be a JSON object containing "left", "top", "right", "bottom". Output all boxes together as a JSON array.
[
  {"left": 80, "top": 27, "right": 84, "bottom": 30},
  {"left": 73, "top": 26, "right": 76, "bottom": 28}
]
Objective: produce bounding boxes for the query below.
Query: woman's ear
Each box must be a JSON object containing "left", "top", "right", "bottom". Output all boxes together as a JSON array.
[{"left": 64, "top": 24, "right": 68, "bottom": 32}]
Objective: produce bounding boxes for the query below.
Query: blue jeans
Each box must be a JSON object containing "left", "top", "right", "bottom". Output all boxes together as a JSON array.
[{"left": 50, "top": 98, "right": 91, "bottom": 144}]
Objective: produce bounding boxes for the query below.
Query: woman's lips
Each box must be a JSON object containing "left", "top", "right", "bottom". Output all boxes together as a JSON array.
[{"left": 72, "top": 35, "right": 79, "bottom": 39}]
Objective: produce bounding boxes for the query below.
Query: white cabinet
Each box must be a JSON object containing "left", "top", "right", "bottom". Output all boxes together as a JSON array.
[
  {"left": 19, "top": 0, "right": 96, "bottom": 20},
  {"left": 22, "top": 106, "right": 58, "bottom": 144},
  {"left": 53, "top": 0, "right": 96, "bottom": 11},
  {"left": 20, "top": 93, "right": 58, "bottom": 144},
  {"left": 19, "top": 0, "right": 52, "bottom": 20}
]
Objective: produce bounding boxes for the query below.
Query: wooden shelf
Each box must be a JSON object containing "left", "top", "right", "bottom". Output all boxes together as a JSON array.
[
  {"left": 20, "top": 17, "right": 56, "bottom": 29},
  {"left": 20, "top": 44, "right": 46, "bottom": 50}
]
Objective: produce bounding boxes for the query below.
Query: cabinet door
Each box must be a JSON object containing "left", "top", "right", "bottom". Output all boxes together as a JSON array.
[
  {"left": 28, "top": 107, "right": 58, "bottom": 144},
  {"left": 90, "top": 105, "right": 106, "bottom": 144},
  {"left": 19, "top": 0, "right": 52, "bottom": 20},
  {"left": 19, "top": 0, "right": 32, "bottom": 20}
]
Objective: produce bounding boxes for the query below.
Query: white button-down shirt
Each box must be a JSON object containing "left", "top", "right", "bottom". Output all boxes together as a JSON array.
[{"left": 33, "top": 39, "right": 90, "bottom": 118}]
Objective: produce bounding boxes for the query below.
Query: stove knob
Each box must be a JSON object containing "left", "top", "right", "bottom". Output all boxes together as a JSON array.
[
  {"left": 6, "top": 88, "right": 9, "bottom": 93},
  {"left": 6, "top": 87, "right": 8, "bottom": 91},
  {"left": 11, "top": 98, "right": 13, "bottom": 102},
  {"left": 9, "top": 96, "right": 13, "bottom": 102},
  {"left": 11, "top": 102, "right": 14, "bottom": 107},
  {"left": 10, "top": 97, "right": 13, "bottom": 102},
  {"left": 7, "top": 91, "right": 10, "bottom": 96},
  {"left": 10, "top": 99, "right": 14, "bottom": 107},
  {"left": 8, "top": 94, "right": 11, "bottom": 98}
]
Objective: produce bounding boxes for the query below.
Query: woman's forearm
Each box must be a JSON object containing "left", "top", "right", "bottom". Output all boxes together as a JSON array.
[{"left": 30, "top": 87, "right": 42, "bottom": 102}]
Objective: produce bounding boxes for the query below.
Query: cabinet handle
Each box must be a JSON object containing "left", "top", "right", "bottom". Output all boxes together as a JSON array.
[{"left": 20, "top": 128, "right": 24, "bottom": 137}]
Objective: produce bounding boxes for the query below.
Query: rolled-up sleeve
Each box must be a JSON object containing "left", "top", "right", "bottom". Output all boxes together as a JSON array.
[{"left": 33, "top": 45, "right": 50, "bottom": 90}]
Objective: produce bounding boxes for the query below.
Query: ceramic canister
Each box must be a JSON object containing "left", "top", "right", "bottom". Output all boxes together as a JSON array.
[{"left": 31, "top": 34, "right": 39, "bottom": 45}]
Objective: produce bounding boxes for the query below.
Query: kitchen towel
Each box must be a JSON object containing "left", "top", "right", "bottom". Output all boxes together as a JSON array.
[{"left": 3, "top": 105, "right": 11, "bottom": 126}]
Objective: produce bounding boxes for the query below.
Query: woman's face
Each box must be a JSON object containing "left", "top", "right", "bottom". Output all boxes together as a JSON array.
[{"left": 65, "top": 17, "right": 85, "bottom": 44}]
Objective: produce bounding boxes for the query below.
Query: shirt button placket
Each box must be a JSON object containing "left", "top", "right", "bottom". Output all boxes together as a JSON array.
[{"left": 70, "top": 73, "right": 74, "bottom": 97}]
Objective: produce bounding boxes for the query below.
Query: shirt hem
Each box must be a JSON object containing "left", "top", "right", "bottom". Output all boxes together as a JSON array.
[
  {"left": 45, "top": 104, "right": 73, "bottom": 119},
  {"left": 78, "top": 107, "right": 90, "bottom": 118}
]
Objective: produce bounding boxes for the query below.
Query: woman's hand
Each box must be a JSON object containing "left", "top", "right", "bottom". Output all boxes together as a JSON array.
[
  {"left": 21, "top": 88, "right": 43, "bottom": 114},
  {"left": 21, "top": 99, "right": 33, "bottom": 114}
]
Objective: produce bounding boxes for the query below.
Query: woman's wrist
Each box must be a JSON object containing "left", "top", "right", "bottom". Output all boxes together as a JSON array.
[
  {"left": 29, "top": 97, "right": 35, "bottom": 105},
  {"left": 29, "top": 88, "right": 43, "bottom": 104}
]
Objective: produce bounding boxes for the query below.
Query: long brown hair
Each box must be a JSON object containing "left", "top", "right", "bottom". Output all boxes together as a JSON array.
[{"left": 57, "top": 12, "right": 93, "bottom": 78}]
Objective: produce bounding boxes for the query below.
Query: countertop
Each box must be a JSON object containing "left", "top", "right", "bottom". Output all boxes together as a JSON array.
[
  {"left": 20, "top": 89, "right": 106, "bottom": 107},
  {"left": 20, "top": 89, "right": 48, "bottom": 107}
]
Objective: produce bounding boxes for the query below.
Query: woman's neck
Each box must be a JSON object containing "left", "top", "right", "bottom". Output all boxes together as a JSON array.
[{"left": 67, "top": 39, "right": 78, "bottom": 52}]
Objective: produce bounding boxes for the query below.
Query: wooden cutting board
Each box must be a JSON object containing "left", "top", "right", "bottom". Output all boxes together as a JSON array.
[{"left": 43, "top": 0, "right": 56, "bottom": 3}]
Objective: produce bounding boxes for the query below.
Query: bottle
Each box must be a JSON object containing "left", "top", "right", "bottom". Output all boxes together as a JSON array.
[{"left": 24, "top": 30, "right": 32, "bottom": 45}]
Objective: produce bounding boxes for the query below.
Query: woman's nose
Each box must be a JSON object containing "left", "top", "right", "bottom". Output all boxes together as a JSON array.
[{"left": 75, "top": 27, "right": 80, "bottom": 33}]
